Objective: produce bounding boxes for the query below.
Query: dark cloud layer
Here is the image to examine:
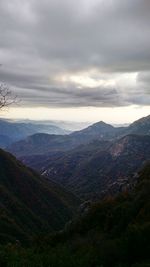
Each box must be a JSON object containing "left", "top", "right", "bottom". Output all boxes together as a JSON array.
[{"left": 0, "top": 0, "right": 150, "bottom": 108}]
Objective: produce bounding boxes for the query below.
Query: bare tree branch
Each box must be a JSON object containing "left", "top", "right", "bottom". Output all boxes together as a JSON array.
[{"left": 0, "top": 83, "right": 18, "bottom": 110}]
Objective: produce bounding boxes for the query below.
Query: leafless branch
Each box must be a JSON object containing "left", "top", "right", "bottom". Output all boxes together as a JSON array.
[{"left": 0, "top": 83, "right": 18, "bottom": 110}]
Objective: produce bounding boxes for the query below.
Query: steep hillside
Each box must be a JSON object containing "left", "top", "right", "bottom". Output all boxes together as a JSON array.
[
  {"left": 0, "top": 149, "right": 80, "bottom": 244},
  {"left": 46, "top": 162, "right": 150, "bottom": 267},
  {"left": 43, "top": 135, "right": 150, "bottom": 200},
  {"left": 127, "top": 115, "right": 150, "bottom": 135},
  {"left": 2, "top": 162, "right": 150, "bottom": 267}
]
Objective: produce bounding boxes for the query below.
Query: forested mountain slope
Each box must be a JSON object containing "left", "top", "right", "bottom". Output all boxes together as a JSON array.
[
  {"left": 1, "top": 161, "right": 150, "bottom": 267},
  {"left": 42, "top": 135, "right": 150, "bottom": 200},
  {"left": 0, "top": 149, "right": 80, "bottom": 244}
]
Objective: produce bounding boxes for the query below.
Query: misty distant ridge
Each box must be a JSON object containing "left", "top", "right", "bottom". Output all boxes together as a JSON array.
[
  {"left": 6, "top": 114, "right": 150, "bottom": 158},
  {"left": 2, "top": 118, "right": 90, "bottom": 131},
  {"left": 0, "top": 119, "right": 70, "bottom": 148}
]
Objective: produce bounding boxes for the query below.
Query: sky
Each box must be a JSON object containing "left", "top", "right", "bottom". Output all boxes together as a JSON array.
[{"left": 0, "top": 0, "right": 150, "bottom": 123}]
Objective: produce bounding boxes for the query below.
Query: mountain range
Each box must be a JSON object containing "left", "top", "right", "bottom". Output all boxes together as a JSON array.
[
  {"left": 7, "top": 115, "right": 150, "bottom": 158},
  {"left": 7, "top": 121, "right": 123, "bottom": 157},
  {"left": 6, "top": 115, "right": 150, "bottom": 200}
]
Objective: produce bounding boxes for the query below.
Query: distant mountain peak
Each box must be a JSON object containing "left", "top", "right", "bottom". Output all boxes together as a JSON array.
[
  {"left": 72, "top": 120, "right": 115, "bottom": 138},
  {"left": 90, "top": 121, "right": 114, "bottom": 128}
]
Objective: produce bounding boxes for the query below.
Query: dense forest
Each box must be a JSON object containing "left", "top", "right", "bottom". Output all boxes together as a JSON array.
[{"left": 0, "top": 162, "right": 150, "bottom": 267}]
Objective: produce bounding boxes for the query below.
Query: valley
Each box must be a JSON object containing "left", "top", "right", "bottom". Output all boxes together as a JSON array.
[
  {"left": 5, "top": 115, "right": 150, "bottom": 200},
  {"left": 0, "top": 115, "right": 150, "bottom": 266}
]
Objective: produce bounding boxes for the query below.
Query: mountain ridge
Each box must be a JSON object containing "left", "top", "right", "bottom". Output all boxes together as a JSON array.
[{"left": 8, "top": 114, "right": 150, "bottom": 158}]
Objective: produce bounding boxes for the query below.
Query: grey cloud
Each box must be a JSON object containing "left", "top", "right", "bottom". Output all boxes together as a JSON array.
[
  {"left": 136, "top": 71, "right": 150, "bottom": 98},
  {"left": 137, "top": 71, "right": 150, "bottom": 85},
  {"left": 0, "top": 66, "right": 53, "bottom": 95},
  {"left": 0, "top": 0, "right": 150, "bottom": 108},
  {"left": 32, "top": 0, "right": 150, "bottom": 71},
  {"left": 12, "top": 85, "right": 129, "bottom": 108}
]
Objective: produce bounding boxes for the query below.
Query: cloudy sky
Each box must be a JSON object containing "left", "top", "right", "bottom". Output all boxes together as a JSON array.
[{"left": 0, "top": 0, "right": 150, "bottom": 123}]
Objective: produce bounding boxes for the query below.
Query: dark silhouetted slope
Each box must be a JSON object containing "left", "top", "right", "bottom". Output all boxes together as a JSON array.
[
  {"left": 0, "top": 149, "right": 80, "bottom": 244},
  {"left": 2, "top": 162, "right": 150, "bottom": 267}
]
